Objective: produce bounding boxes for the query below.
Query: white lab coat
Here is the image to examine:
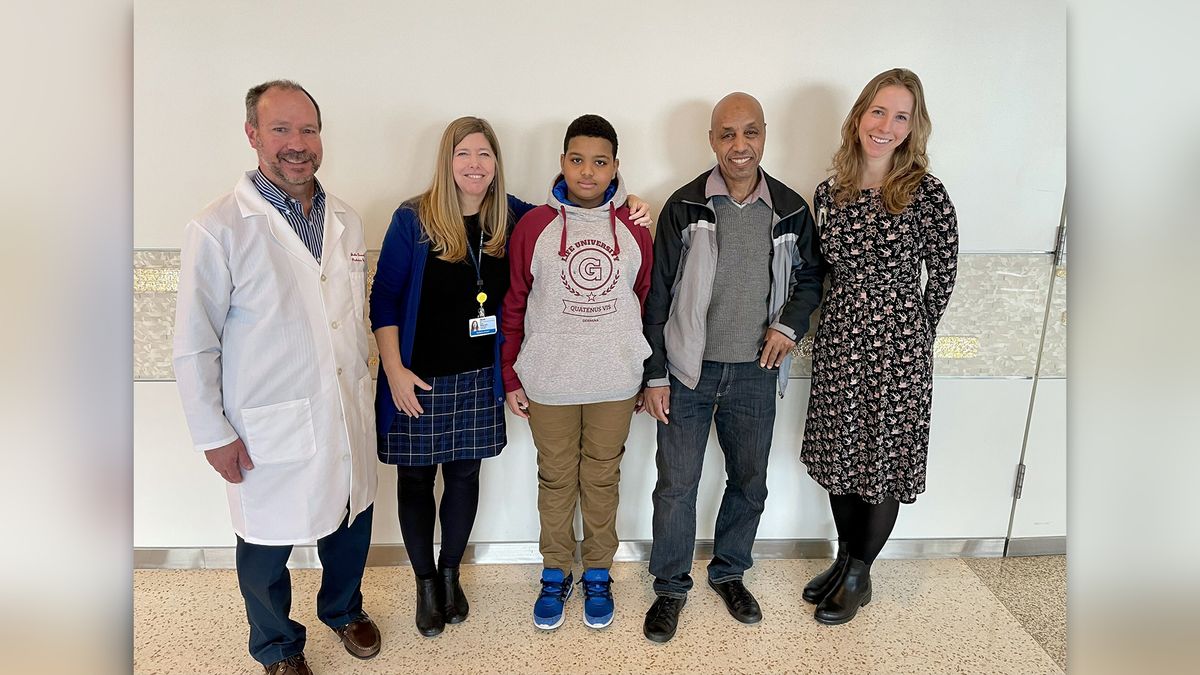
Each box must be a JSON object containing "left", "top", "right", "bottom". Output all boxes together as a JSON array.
[{"left": 173, "top": 171, "right": 377, "bottom": 545}]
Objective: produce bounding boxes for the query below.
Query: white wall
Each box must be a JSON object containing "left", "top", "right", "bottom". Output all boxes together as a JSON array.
[
  {"left": 134, "top": 377, "right": 1039, "bottom": 547},
  {"left": 133, "top": 0, "right": 1065, "bottom": 550},
  {"left": 134, "top": 0, "right": 1064, "bottom": 252},
  {"left": 1009, "top": 378, "right": 1067, "bottom": 538}
]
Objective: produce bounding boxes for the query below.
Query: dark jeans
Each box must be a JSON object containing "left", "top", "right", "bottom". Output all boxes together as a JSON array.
[
  {"left": 396, "top": 459, "right": 482, "bottom": 577},
  {"left": 235, "top": 504, "right": 373, "bottom": 666},
  {"left": 649, "top": 361, "right": 777, "bottom": 597}
]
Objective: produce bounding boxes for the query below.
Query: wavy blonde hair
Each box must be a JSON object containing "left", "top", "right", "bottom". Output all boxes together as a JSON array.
[
  {"left": 417, "top": 116, "right": 510, "bottom": 262},
  {"left": 830, "top": 68, "right": 931, "bottom": 214}
]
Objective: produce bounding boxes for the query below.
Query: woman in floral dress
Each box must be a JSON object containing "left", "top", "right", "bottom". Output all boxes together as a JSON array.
[{"left": 800, "top": 68, "right": 958, "bottom": 625}]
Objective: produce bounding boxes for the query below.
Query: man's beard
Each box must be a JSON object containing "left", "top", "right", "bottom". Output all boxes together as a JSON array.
[{"left": 269, "top": 150, "right": 321, "bottom": 186}]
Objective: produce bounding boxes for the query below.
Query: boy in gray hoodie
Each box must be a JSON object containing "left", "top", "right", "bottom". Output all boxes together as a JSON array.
[{"left": 501, "top": 114, "right": 653, "bottom": 631}]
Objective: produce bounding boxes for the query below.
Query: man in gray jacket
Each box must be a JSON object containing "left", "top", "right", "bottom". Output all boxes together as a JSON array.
[{"left": 641, "top": 92, "right": 825, "bottom": 643}]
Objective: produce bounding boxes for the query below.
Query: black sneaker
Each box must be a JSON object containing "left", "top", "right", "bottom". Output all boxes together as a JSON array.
[
  {"left": 643, "top": 595, "right": 686, "bottom": 643},
  {"left": 708, "top": 577, "right": 762, "bottom": 624}
]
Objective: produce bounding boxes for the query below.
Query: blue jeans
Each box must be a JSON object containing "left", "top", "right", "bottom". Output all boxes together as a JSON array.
[
  {"left": 235, "top": 504, "right": 373, "bottom": 666},
  {"left": 649, "top": 361, "right": 777, "bottom": 597}
]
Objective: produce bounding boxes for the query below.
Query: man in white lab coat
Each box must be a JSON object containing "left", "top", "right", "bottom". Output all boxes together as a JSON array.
[{"left": 173, "top": 80, "right": 380, "bottom": 675}]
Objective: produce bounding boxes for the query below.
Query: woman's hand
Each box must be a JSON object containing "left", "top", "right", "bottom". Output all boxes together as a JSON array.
[
  {"left": 627, "top": 194, "right": 654, "bottom": 228},
  {"left": 386, "top": 365, "right": 432, "bottom": 418}
]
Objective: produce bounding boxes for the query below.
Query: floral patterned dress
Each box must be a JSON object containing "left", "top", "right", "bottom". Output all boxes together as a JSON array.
[{"left": 801, "top": 173, "right": 958, "bottom": 504}]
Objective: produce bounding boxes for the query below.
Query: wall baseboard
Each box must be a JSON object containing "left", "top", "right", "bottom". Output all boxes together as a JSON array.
[
  {"left": 135, "top": 537, "right": 1011, "bottom": 570},
  {"left": 1005, "top": 536, "right": 1066, "bottom": 556}
]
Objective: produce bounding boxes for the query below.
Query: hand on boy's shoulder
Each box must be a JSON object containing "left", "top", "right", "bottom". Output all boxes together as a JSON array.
[{"left": 625, "top": 196, "right": 654, "bottom": 228}]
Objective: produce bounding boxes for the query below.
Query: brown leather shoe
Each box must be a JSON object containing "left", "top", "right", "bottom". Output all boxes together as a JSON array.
[
  {"left": 264, "top": 653, "right": 312, "bottom": 675},
  {"left": 332, "top": 616, "right": 382, "bottom": 659}
]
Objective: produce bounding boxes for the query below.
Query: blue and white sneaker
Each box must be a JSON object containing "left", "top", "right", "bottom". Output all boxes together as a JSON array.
[
  {"left": 580, "top": 568, "right": 614, "bottom": 629},
  {"left": 533, "top": 568, "right": 573, "bottom": 630}
]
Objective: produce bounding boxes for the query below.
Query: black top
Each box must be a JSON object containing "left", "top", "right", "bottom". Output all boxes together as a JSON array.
[{"left": 409, "top": 214, "right": 511, "bottom": 378}]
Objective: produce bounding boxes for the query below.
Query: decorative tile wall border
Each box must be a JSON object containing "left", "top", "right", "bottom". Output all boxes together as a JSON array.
[
  {"left": 789, "top": 333, "right": 982, "bottom": 366},
  {"left": 134, "top": 250, "right": 379, "bottom": 380},
  {"left": 133, "top": 251, "right": 182, "bottom": 381},
  {"left": 135, "top": 251, "right": 1057, "bottom": 381},
  {"left": 1039, "top": 265, "right": 1067, "bottom": 377},
  {"left": 133, "top": 268, "right": 179, "bottom": 293},
  {"left": 788, "top": 254, "right": 1054, "bottom": 378}
]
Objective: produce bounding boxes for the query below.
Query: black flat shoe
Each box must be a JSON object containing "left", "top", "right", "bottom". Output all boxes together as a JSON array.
[
  {"left": 814, "top": 556, "right": 872, "bottom": 625},
  {"left": 803, "top": 546, "right": 849, "bottom": 604},
  {"left": 439, "top": 565, "right": 469, "bottom": 624},
  {"left": 643, "top": 595, "right": 687, "bottom": 643},
  {"left": 414, "top": 575, "right": 445, "bottom": 637},
  {"left": 707, "top": 577, "right": 762, "bottom": 624}
]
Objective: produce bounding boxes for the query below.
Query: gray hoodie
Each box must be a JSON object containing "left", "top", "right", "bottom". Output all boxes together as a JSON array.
[{"left": 500, "top": 172, "right": 655, "bottom": 405}]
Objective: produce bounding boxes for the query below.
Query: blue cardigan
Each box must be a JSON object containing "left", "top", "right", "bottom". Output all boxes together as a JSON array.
[{"left": 369, "top": 194, "right": 535, "bottom": 437}]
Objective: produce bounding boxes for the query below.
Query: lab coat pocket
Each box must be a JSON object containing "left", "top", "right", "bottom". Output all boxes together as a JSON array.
[{"left": 240, "top": 398, "right": 319, "bottom": 465}]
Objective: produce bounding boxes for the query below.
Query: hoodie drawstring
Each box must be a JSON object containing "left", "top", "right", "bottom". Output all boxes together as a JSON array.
[
  {"left": 609, "top": 203, "right": 621, "bottom": 260},
  {"left": 559, "top": 205, "right": 569, "bottom": 259},
  {"left": 558, "top": 203, "right": 622, "bottom": 260}
]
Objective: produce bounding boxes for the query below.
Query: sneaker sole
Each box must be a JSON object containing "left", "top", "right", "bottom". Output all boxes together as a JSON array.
[
  {"left": 533, "top": 614, "right": 566, "bottom": 630},
  {"left": 583, "top": 612, "right": 613, "bottom": 629},
  {"left": 643, "top": 626, "right": 676, "bottom": 643}
]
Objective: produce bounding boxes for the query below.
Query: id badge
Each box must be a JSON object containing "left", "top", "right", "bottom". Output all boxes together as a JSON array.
[{"left": 468, "top": 315, "right": 498, "bottom": 337}]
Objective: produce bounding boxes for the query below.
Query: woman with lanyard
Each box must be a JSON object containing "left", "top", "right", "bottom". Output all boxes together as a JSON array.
[{"left": 369, "top": 116, "right": 653, "bottom": 638}]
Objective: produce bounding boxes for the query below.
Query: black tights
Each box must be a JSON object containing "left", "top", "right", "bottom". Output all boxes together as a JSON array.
[
  {"left": 829, "top": 493, "right": 900, "bottom": 566},
  {"left": 396, "top": 459, "right": 482, "bottom": 578}
]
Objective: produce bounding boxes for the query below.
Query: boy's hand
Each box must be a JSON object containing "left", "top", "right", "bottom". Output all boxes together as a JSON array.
[
  {"left": 505, "top": 388, "right": 531, "bottom": 419},
  {"left": 643, "top": 386, "right": 670, "bottom": 424}
]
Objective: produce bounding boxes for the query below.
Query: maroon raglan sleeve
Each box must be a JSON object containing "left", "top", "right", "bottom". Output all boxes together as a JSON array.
[
  {"left": 500, "top": 206, "right": 555, "bottom": 392},
  {"left": 618, "top": 208, "right": 654, "bottom": 312}
]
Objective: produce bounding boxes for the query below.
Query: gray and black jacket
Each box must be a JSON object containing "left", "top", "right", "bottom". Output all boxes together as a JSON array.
[{"left": 642, "top": 167, "right": 826, "bottom": 396}]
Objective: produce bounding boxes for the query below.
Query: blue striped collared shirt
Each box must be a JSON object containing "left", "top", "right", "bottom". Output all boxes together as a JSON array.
[{"left": 251, "top": 169, "right": 326, "bottom": 263}]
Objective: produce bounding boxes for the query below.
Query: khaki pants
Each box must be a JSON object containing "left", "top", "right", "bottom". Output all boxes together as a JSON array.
[{"left": 526, "top": 394, "right": 638, "bottom": 572}]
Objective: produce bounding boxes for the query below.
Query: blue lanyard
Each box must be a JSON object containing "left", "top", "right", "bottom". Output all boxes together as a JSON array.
[{"left": 464, "top": 228, "right": 484, "bottom": 286}]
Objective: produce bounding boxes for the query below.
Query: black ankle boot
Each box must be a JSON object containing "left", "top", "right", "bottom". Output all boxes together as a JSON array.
[
  {"left": 814, "top": 556, "right": 872, "bottom": 625},
  {"left": 414, "top": 575, "right": 445, "bottom": 637},
  {"left": 803, "top": 545, "right": 849, "bottom": 604},
  {"left": 439, "top": 565, "right": 469, "bottom": 624}
]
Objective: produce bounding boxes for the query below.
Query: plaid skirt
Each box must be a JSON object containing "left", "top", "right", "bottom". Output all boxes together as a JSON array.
[{"left": 378, "top": 366, "right": 507, "bottom": 466}]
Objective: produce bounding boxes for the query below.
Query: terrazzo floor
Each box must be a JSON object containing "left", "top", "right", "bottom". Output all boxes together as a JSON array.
[
  {"left": 963, "top": 555, "right": 1067, "bottom": 671},
  {"left": 134, "top": 556, "right": 1066, "bottom": 675}
]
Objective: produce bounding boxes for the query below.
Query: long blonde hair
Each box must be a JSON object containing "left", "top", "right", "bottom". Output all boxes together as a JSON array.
[
  {"left": 830, "top": 68, "right": 931, "bottom": 214},
  {"left": 417, "top": 116, "right": 510, "bottom": 262}
]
